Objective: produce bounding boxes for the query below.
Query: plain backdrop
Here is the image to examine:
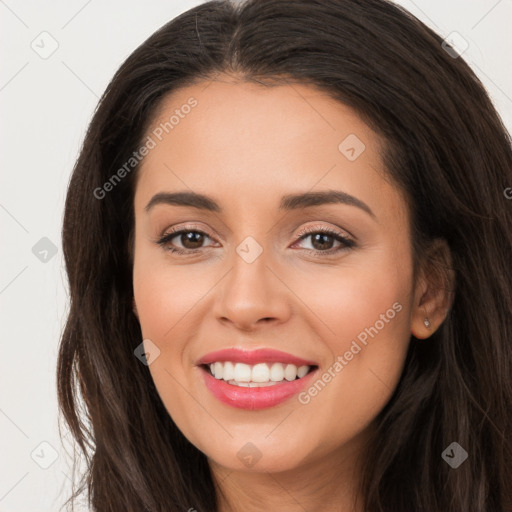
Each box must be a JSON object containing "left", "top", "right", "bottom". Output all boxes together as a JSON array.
[{"left": 1, "top": 1, "right": 511, "bottom": 510}]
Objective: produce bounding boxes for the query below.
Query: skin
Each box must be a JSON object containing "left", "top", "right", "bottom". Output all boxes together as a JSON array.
[{"left": 132, "top": 77, "right": 451, "bottom": 511}]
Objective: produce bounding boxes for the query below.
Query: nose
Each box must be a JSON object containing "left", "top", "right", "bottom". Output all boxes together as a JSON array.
[{"left": 213, "top": 249, "right": 292, "bottom": 332}]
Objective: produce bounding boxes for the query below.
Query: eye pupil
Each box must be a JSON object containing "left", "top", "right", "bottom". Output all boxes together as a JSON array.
[
  {"left": 311, "top": 233, "right": 334, "bottom": 250},
  {"left": 182, "top": 231, "right": 204, "bottom": 249}
]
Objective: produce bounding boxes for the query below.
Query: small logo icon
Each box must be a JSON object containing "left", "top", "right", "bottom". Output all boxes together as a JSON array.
[
  {"left": 134, "top": 339, "right": 161, "bottom": 366},
  {"left": 237, "top": 442, "right": 262, "bottom": 468},
  {"left": 32, "top": 237, "right": 58, "bottom": 263},
  {"left": 338, "top": 134, "right": 366, "bottom": 161},
  {"left": 30, "top": 31, "right": 59, "bottom": 60},
  {"left": 441, "top": 32, "right": 469, "bottom": 59},
  {"left": 31, "top": 441, "right": 59, "bottom": 469},
  {"left": 441, "top": 441, "right": 468, "bottom": 468},
  {"left": 236, "top": 236, "right": 263, "bottom": 264}
]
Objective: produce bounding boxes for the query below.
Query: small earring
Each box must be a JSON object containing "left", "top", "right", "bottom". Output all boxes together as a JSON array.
[{"left": 424, "top": 317, "right": 431, "bottom": 329}]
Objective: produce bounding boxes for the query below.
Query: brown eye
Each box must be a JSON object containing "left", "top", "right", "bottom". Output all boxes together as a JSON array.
[
  {"left": 294, "top": 228, "right": 355, "bottom": 254},
  {"left": 309, "top": 232, "right": 336, "bottom": 251},
  {"left": 156, "top": 229, "right": 216, "bottom": 254},
  {"left": 177, "top": 231, "right": 206, "bottom": 249}
]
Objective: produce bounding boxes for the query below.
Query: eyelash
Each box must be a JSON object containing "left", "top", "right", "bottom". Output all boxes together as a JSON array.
[{"left": 155, "top": 225, "right": 355, "bottom": 256}]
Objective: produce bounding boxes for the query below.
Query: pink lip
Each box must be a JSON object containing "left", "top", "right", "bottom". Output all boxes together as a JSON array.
[
  {"left": 200, "top": 366, "right": 319, "bottom": 410},
  {"left": 197, "top": 348, "right": 317, "bottom": 366}
]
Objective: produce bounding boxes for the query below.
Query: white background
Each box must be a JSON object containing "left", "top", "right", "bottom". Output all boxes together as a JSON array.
[{"left": 1, "top": 1, "right": 511, "bottom": 510}]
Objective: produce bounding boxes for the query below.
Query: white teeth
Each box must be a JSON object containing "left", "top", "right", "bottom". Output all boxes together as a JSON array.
[
  {"left": 213, "top": 362, "right": 224, "bottom": 380},
  {"left": 284, "top": 364, "right": 297, "bottom": 381},
  {"left": 297, "top": 365, "right": 309, "bottom": 378},
  {"left": 233, "top": 362, "right": 252, "bottom": 382},
  {"left": 270, "top": 362, "right": 284, "bottom": 382},
  {"left": 226, "top": 380, "right": 280, "bottom": 387},
  {"left": 251, "top": 363, "right": 270, "bottom": 383},
  {"left": 207, "top": 361, "right": 312, "bottom": 385},
  {"left": 223, "top": 361, "right": 235, "bottom": 381}
]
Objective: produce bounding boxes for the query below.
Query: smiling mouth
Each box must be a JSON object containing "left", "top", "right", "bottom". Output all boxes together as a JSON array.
[{"left": 200, "top": 361, "right": 318, "bottom": 387}]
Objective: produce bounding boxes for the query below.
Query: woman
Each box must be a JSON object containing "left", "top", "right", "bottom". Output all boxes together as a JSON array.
[{"left": 57, "top": 0, "right": 512, "bottom": 510}]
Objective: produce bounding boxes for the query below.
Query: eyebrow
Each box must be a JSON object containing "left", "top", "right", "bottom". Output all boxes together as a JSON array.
[{"left": 145, "top": 190, "right": 375, "bottom": 218}]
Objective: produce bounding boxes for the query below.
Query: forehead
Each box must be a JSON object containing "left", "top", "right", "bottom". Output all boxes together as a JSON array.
[{"left": 134, "top": 79, "right": 407, "bottom": 224}]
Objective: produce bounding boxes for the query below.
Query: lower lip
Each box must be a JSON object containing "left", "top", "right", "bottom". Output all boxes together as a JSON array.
[{"left": 200, "top": 366, "right": 318, "bottom": 410}]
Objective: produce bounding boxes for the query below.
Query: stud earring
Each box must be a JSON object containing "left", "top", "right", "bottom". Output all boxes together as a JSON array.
[{"left": 424, "top": 317, "right": 431, "bottom": 329}]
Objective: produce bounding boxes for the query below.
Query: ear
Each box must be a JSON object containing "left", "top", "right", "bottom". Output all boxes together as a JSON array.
[
  {"left": 411, "top": 238, "right": 455, "bottom": 339},
  {"left": 132, "top": 297, "right": 139, "bottom": 319}
]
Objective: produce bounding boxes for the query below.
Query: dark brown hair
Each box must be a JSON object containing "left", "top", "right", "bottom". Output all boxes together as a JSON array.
[{"left": 57, "top": 1, "right": 512, "bottom": 510}]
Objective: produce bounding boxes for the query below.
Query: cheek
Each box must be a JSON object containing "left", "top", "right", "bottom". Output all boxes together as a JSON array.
[
  {"left": 132, "top": 244, "right": 218, "bottom": 409},
  {"left": 293, "top": 249, "right": 413, "bottom": 440},
  {"left": 330, "top": 267, "right": 408, "bottom": 347},
  {"left": 292, "top": 243, "right": 412, "bottom": 352},
  {"left": 132, "top": 250, "right": 208, "bottom": 438},
  {"left": 133, "top": 243, "right": 207, "bottom": 341}
]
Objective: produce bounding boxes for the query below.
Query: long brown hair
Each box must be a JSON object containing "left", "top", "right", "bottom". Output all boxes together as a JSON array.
[{"left": 58, "top": 1, "right": 512, "bottom": 510}]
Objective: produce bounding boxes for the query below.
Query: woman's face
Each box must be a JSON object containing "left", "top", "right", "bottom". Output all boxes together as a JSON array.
[{"left": 132, "top": 79, "right": 418, "bottom": 475}]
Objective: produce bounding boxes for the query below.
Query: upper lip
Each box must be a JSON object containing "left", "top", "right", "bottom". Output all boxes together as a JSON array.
[{"left": 197, "top": 348, "right": 317, "bottom": 367}]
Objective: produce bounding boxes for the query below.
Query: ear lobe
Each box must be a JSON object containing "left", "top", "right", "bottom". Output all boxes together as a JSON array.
[{"left": 411, "top": 238, "right": 455, "bottom": 339}]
